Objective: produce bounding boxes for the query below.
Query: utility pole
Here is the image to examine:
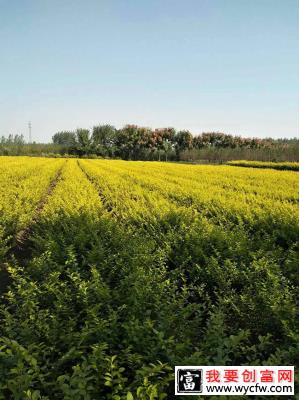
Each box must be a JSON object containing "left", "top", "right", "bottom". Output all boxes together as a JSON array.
[{"left": 28, "top": 121, "right": 32, "bottom": 143}]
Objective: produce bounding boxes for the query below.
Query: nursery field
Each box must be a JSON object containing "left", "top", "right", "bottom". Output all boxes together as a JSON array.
[{"left": 0, "top": 157, "right": 298, "bottom": 399}]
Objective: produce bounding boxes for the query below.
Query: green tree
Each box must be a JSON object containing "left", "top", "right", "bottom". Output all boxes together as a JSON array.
[
  {"left": 92, "top": 125, "right": 117, "bottom": 156},
  {"left": 162, "top": 139, "right": 173, "bottom": 162},
  {"left": 76, "top": 129, "right": 92, "bottom": 155},
  {"left": 52, "top": 131, "right": 76, "bottom": 146},
  {"left": 175, "top": 130, "right": 193, "bottom": 158},
  {"left": 116, "top": 125, "right": 153, "bottom": 160}
]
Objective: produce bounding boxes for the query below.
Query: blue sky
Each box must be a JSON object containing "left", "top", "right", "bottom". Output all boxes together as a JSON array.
[{"left": 0, "top": 0, "right": 298, "bottom": 142}]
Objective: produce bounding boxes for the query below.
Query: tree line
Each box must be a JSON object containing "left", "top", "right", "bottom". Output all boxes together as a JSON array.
[
  {"left": 1, "top": 126, "right": 298, "bottom": 162},
  {"left": 52, "top": 124, "right": 297, "bottom": 161}
]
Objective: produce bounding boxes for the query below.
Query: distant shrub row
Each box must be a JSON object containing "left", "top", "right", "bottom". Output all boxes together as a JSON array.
[{"left": 227, "top": 160, "right": 299, "bottom": 171}]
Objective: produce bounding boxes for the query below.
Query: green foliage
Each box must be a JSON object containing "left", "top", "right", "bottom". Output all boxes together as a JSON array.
[
  {"left": 175, "top": 130, "right": 193, "bottom": 155},
  {"left": 92, "top": 125, "right": 117, "bottom": 157},
  {"left": 52, "top": 131, "right": 76, "bottom": 147}
]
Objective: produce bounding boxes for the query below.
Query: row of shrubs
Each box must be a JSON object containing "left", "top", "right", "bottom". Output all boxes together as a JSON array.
[{"left": 227, "top": 160, "right": 299, "bottom": 171}]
